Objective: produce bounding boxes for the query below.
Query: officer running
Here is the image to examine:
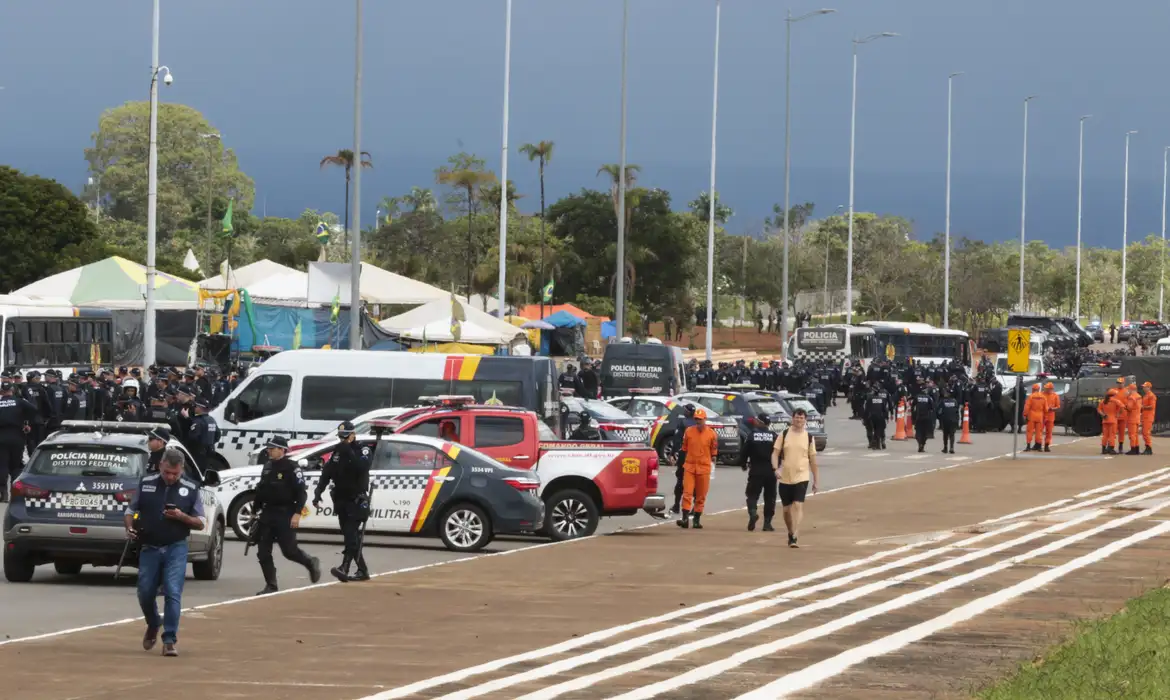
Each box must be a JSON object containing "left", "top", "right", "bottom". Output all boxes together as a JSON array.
[
  {"left": 253, "top": 436, "right": 321, "bottom": 595},
  {"left": 0, "top": 382, "right": 33, "bottom": 502},
  {"left": 313, "top": 421, "right": 373, "bottom": 582},
  {"left": 742, "top": 414, "right": 779, "bottom": 532}
]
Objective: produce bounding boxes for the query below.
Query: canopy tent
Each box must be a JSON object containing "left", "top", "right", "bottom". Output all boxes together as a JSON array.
[
  {"left": 502, "top": 314, "right": 542, "bottom": 351},
  {"left": 379, "top": 297, "right": 526, "bottom": 346},
  {"left": 517, "top": 303, "right": 608, "bottom": 321},
  {"left": 11, "top": 256, "right": 200, "bottom": 309},
  {"left": 236, "top": 263, "right": 453, "bottom": 307},
  {"left": 244, "top": 269, "right": 309, "bottom": 301},
  {"left": 543, "top": 310, "right": 587, "bottom": 328},
  {"left": 199, "top": 259, "right": 297, "bottom": 290},
  {"left": 408, "top": 342, "right": 496, "bottom": 355}
]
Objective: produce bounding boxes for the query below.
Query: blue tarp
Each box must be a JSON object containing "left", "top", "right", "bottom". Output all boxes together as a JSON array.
[
  {"left": 232, "top": 303, "right": 401, "bottom": 352},
  {"left": 544, "top": 310, "right": 587, "bottom": 328},
  {"left": 601, "top": 320, "right": 617, "bottom": 339}
]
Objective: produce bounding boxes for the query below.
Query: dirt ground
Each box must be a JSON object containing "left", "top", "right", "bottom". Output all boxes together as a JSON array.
[{"left": 3, "top": 439, "right": 1170, "bottom": 700}]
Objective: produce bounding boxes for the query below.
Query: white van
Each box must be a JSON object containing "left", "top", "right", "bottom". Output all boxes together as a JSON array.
[{"left": 209, "top": 350, "right": 559, "bottom": 468}]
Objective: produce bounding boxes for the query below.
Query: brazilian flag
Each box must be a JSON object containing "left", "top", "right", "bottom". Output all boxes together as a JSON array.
[
  {"left": 220, "top": 199, "right": 234, "bottom": 238},
  {"left": 541, "top": 279, "right": 554, "bottom": 303},
  {"left": 315, "top": 221, "right": 330, "bottom": 244}
]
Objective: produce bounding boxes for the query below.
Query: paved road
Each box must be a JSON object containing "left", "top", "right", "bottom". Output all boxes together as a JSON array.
[{"left": 0, "top": 409, "right": 1078, "bottom": 642}]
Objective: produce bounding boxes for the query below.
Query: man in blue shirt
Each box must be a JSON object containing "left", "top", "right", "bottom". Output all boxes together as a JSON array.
[{"left": 123, "top": 448, "right": 205, "bottom": 657}]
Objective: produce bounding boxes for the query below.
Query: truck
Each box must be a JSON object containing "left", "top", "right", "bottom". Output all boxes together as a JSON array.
[
  {"left": 1055, "top": 357, "right": 1170, "bottom": 436},
  {"left": 382, "top": 397, "right": 666, "bottom": 540}
]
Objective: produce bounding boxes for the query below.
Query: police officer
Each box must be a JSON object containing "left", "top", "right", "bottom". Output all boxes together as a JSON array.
[
  {"left": 184, "top": 399, "right": 218, "bottom": 470},
  {"left": 146, "top": 427, "right": 170, "bottom": 473},
  {"left": 0, "top": 382, "right": 33, "bottom": 501},
  {"left": 743, "top": 415, "right": 779, "bottom": 532},
  {"left": 312, "top": 421, "right": 372, "bottom": 582},
  {"left": 253, "top": 436, "right": 321, "bottom": 595},
  {"left": 117, "top": 378, "right": 147, "bottom": 422},
  {"left": 867, "top": 381, "right": 892, "bottom": 450},
  {"left": 913, "top": 390, "right": 937, "bottom": 453},
  {"left": 44, "top": 370, "right": 68, "bottom": 434},
  {"left": 21, "top": 371, "right": 52, "bottom": 453},
  {"left": 937, "top": 389, "right": 961, "bottom": 454},
  {"left": 569, "top": 410, "right": 601, "bottom": 440},
  {"left": 64, "top": 374, "right": 90, "bottom": 421}
]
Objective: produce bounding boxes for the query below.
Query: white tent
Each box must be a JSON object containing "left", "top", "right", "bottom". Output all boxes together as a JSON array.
[
  {"left": 200, "top": 259, "right": 298, "bottom": 290},
  {"left": 358, "top": 263, "right": 450, "bottom": 305},
  {"left": 244, "top": 269, "right": 310, "bottom": 300},
  {"left": 379, "top": 297, "right": 526, "bottom": 345}
]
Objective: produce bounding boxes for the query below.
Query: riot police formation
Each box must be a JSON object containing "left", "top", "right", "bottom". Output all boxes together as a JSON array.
[
  {"left": 253, "top": 435, "right": 322, "bottom": 595},
  {"left": 313, "top": 421, "right": 373, "bottom": 582}
]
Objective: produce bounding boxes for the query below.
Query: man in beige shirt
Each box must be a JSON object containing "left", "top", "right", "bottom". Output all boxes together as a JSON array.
[{"left": 771, "top": 408, "right": 820, "bottom": 548}]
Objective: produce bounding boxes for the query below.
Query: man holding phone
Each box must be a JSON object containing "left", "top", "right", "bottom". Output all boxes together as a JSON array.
[{"left": 123, "top": 448, "right": 206, "bottom": 657}]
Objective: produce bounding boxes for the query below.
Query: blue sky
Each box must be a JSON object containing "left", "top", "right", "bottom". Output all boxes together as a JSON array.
[{"left": 4, "top": 0, "right": 1170, "bottom": 247}]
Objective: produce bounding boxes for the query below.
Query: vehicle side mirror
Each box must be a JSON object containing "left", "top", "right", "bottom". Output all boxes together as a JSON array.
[
  {"left": 224, "top": 398, "right": 240, "bottom": 424},
  {"left": 297, "top": 458, "right": 309, "bottom": 468},
  {"left": 202, "top": 470, "right": 221, "bottom": 487},
  {"left": 560, "top": 402, "right": 569, "bottom": 415}
]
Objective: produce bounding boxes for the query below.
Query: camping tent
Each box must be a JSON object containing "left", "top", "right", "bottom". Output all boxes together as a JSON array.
[
  {"left": 244, "top": 270, "right": 309, "bottom": 301},
  {"left": 517, "top": 303, "right": 608, "bottom": 321},
  {"left": 379, "top": 297, "right": 526, "bottom": 346},
  {"left": 12, "top": 256, "right": 200, "bottom": 309},
  {"left": 199, "top": 259, "right": 297, "bottom": 290},
  {"left": 236, "top": 263, "right": 451, "bottom": 307},
  {"left": 542, "top": 310, "right": 586, "bottom": 356}
]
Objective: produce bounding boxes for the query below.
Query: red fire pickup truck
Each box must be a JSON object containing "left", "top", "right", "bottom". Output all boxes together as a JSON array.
[{"left": 383, "top": 399, "right": 665, "bottom": 540}]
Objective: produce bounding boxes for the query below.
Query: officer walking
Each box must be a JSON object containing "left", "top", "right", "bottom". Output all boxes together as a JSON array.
[
  {"left": 253, "top": 436, "right": 321, "bottom": 595},
  {"left": 913, "top": 390, "right": 936, "bottom": 453},
  {"left": 0, "top": 382, "right": 33, "bottom": 502},
  {"left": 866, "top": 381, "right": 892, "bottom": 450},
  {"left": 742, "top": 415, "right": 779, "bottom": 531},
  {"left": 312, "top": 421, "right": 372, "bottom": 582},
  {"left": 937, "top": 389, "right": 961, "bottom": 454}
]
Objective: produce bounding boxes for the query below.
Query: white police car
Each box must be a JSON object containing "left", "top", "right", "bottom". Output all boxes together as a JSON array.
[{"left": 3, "top": 421, "right": 226, "bottom": 583}]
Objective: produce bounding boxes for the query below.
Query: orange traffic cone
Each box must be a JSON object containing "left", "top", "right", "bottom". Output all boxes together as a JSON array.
[
  {"left": 959, "top": 403, "right": 973, "bottom": 444},
  {"left": 905, "top": 404, "right": 915, "bottom": 440},
  {"left": 892, "top": 400, "right": 907, "bottom": 441}
]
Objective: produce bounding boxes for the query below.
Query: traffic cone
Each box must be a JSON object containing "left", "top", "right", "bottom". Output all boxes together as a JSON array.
[
  {"left": 959, "top": 403, "right": 973, "bottom": 444},
  {"left": 892, "top": 400, "right": 907, "bottom": 441},
  {"left": 905, "top": 404, "right": 915, "bottom": 440}
]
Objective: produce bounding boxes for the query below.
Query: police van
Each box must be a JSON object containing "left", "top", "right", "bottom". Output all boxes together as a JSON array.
[
  {"left": 3, "top": 421, "right": 225, "bottom": 583},
  {"left": 209, "top": 350, "right": 559, "bottom": 468}
]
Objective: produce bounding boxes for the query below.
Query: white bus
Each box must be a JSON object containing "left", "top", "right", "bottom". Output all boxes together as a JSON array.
[
  {"left": 0, "top": 296, "right": 115, "bottom": 374},
  {"left": 860, "top": 321, "right": 975, "bottom": 372},
  {"left": 784, "top": 325, "right": 877, "bottom": 370}
]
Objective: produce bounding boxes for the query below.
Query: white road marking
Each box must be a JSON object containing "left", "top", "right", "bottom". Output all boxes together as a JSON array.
[
  {"left": 979, "top": 499, "right": 1074, "bottom": 524},
  {"left": 863, "top": 452, "right": 888, "bottom": 458},
  {"left": 1075, "top": 467, "right": 1170, "bottom": 497},
  {"left": 946, "top": 456, "right": 969, "bottom": 462},
  {"left": 820, "top": 450, "right": 849, "bottom": 456},
  {"left": 516, "top": 509, "right": 1107, "bottom": 700},
  {"left": 906, "top": 454, "right": 931, "bottom": 460},
  {"left": 1052, "top": 473, "right": 1170, "bottom": 514},
  {"left": 741, "top": 518, "right": 1170, "bottom": 699}
]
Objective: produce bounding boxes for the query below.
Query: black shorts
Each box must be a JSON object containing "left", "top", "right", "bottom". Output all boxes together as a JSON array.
[{"left": 778, "top": 481, "right": 809, "bottom": 506}]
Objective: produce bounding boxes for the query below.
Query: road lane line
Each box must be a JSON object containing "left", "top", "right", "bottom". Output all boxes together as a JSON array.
[
  {"left": 982, "top": 467, "right": 1170, "bottom": 524},
  {"left": 980, "top": 500, "right": 1074, "bottom": 524},
  {"left": 1053, "top": 477, "right": 1170, "bottom": 514},
  {"left": 741, "top": 518, "right": 1170, "bottom": 699},
  {"left": 597, "top": 502, "right": 1168, "bottom": 700},
  {"left": 438, "top": 523, "right": 1036, "bottom": 700},
  {"left": 1075, "top": 466, "right": 1170, "bottom": 497}
]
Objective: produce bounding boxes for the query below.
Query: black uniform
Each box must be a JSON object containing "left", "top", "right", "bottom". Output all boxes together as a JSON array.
[
  {"left": 44, "top": 381, "right": 68, "bottom": 433},
  {"left": 253, "top": 456, "right": 320, "bottom": 592},
  {"left": 20, "top": 381, "right": 51, "bottom": 453},
  {"left": 867, "top": 387, "right": 892, "bottom": 450},
  {"left": 64, "top": 385, "right": 90, "bottom": 421},
  {"left": 313, "top": 438, "right": 372, "bottom": 580},
  {"left": 0, "top": 392, "right": 33, "bottom": 499},
  {"left": 185, "top": 413, "right": 219, "bottom": 470},
  {"left": 913, "top": 393, "right": 937, "bottom": 452},
  {"left": 743, "top": 422, "right": 779, "bottom": 530},
  {"left": 937, "top": 396, "right": 961, "bottom": 453}
]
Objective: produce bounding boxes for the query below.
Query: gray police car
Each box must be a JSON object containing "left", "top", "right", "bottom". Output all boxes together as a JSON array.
[{"left": 3, "top": 421, "right": 225, "bottom": 583}]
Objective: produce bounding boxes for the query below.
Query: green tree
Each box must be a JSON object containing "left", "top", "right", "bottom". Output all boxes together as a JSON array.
[
  {"left": 436, "top": 153, "right": 496, "bottom": 295},
  {"left": 520, "top": 140, "right": 555, "bottom": 308},
  {"left": 688, "top": 190, "right": 734, "bottom": 225},
  {"left": 319, "top": 148, "right": 372, "bottom": 247}
]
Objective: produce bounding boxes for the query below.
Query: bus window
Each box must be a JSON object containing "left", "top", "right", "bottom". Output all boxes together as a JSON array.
[{"left": 3, "top": 321, "right": 13, "bottom": 368}]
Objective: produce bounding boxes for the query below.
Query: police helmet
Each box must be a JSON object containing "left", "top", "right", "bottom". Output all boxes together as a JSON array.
[
  {"left": 26, "top": 370, "right": 40, "bottom": 380},
  {"left": 67, "top": 373, "right": 79, "bottom": 385},
  {"left": 578, "top": 410, "right": 591, "bottom": 424},
  {"left": 122, "top": 378, "right": 140, "bottom": 393}
]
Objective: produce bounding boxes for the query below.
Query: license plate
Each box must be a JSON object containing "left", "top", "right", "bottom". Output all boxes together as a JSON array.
[{"left": 60, "top": 493, "right": 104, "bottom": 509}]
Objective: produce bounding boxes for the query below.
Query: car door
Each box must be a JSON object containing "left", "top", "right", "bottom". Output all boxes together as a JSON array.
[
  {"left": 471, "top": 415, "right": 534, "bottom": 469},
  {"left": 174, "top": 444, "right": 213, "bottom": 552},
  {"left": 368, "top": 439, "right": 449, "bottom": 534}
]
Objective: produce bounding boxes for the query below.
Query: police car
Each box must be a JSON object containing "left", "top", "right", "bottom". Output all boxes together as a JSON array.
[
  {"left": 3, "top": 421, "right": 226, "bottom": 583},
  {"left": 213, "top": 427, "right": 544, "bottom": 553},
  {"left": 675, "top": 385, "right": 828, "bottom": 457},
  {"left": 605, "top": 394, "right": 743, "bottom": 465}
]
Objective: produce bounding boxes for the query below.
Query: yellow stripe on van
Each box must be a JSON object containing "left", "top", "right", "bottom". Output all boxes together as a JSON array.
[{"left": 458, "top": 356, "right": 481, "bottom": 381}]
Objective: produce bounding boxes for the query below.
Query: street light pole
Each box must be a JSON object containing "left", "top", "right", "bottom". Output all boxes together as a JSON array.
[
  {"left": 1018, "top": 95, "right": 1036, "bottom": 313},
  {"left": 1075, "top": 115, "right": 1090, "bottom": 322},
  {"left": 1121, "top": 129, "right": 1137, "bottom": 325},
  {"left": 349, "top": 0, "right": 364, "bottom": 350},
  {"left": 781, "top": 7, "right": 835, "bottom": 344},
  {"left": 144, "top": 0, "right": 170, "bottom": 369},
  {"left": 704, "top": 0, "right": 722, "bottom": 361},
  {"left": 87, "top": 176, "right": 100, "bottom": 224},
  {"left": 615, "top": 0, "right": 629, "bottom": 338},
  {"left": 845, "top": 32, "right": 897, "bottom": 326},
  {"left": 497, "top": 0, "right": 513, "bottom": 320},
  {"left": 943, "top": 71, "right": 962, "bottom": 329},
  {"left": 201, "top": 132, "right": 221, "bottom": 274},
  {"left": 1162, "top": 146, "right": 1169, "bottom": 322}
]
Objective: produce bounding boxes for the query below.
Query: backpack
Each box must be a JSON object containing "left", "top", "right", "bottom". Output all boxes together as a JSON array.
[{"left": 777, "top": 428, "right": 813, "bottom": 464}]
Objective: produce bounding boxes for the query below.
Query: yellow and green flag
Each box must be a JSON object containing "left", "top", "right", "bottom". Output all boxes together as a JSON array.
[
  {"left": 220, "top": 199, "right": 234, "bottom": 238},
  {"left": 331, "top": 287, "right": 341, "bottom": 323},
  {"left": 292, "top": 320, "right": 303, "bottom": 350},
  {"left": 315, "top": 221, "right": 330, "bottom": 244},
  {"left": 542, "top": 278, "right": 554, "bottom": 303}
]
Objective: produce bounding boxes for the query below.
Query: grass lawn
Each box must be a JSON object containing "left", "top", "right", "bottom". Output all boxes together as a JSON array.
[{"left": 978, "top": 586, "right": 1170, "bottom": 699}]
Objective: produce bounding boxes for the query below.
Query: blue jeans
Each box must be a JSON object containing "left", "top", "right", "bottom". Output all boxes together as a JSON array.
[{"left": 136, "top": 540, "right": 188, "bottom": 644}]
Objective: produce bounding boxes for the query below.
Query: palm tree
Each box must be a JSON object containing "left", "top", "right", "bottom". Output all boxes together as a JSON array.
[
  {"left": 479, "top": 180, "right": 524, "bottom": 220},
  {"left": 319, "top": 149, "right": 373, "bottom": 248},
  {"left": 401, "top": 186, "right": 438, "bottom": 214},
  {"left": 688, "top": 190, "right": 734, "bottom": 225},
  {"left": 437, "top": 167, "right": 495, "bottom": 296},
  {"left": 520, "top": 140, "right": 555, "bottom": 315}
]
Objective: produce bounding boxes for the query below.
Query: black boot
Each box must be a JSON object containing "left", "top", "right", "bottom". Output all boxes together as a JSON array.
[
  {"left": 747, "top": 508, "right": 758, "bottom": 531},
  {"left": 307, "top": 556, "right": 322, "bottom": 584},
  {"left": 350, "top": 569, "right": 370, "bottom": 582},
  {"left": 762, "top": 517, "right": 775, "bottom": 532},
  {"left": 331, "top": 555, "right": 353, "bottom": 583},
  {"left": 1023, "top": 444, "right": 1032, "bottom": 452},
  {"left": 1043, "top": 445, "right": 1051, "bottom": 453},
  {"left": 692, "top": 513, "right": 703, "bottom": 529},
  {"left": 1102, "top": 446, "right": 1108, "bottom": 455},
  {"left": 881, "top": 440, "right": 887, "bottom": 450},
  {"left": 1128, "top": 447, "right": 1141, "bottom": 455},
  {"left": 1033, "top": 443, "right": 1042, "bottom": 452},
  {"left": 677, "top": 510, "right": 690, "bottom": 529},
  {"left": 256, "top": 583, "right": 278, "bottom": 596},
  {"left": 1144, "top": 446, "right": 1153, "bottom": 455}
]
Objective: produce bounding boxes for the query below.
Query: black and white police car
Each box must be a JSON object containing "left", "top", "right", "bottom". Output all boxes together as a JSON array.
[{"left": 3, "top": 421, "right": 225, "bottom": 583}]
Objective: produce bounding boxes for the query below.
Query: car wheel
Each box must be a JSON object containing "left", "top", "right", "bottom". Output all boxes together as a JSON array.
[
  {"left": 192, "top": 522, "right": 224, "bottom": 581},
  {"left": 544, "top": 488, "right": 599, "bottom": 541},
  {"left": 228, "top": 493, "right": 256, "bottom": 540},
  {"left": 53, "top": 561, "right": 83, "bottom": 576},
  {"left": 4, "top": 548, "right": 35, "bottom": 582},
  {"left": 660, "top": 440, "right": 679, "bottom": 467},
  {"left": 438, "top": 503, "right": 493, "bottom": 553},
  {"left": 1073, "top": 411, "right": 1101, "bottom": 437}
]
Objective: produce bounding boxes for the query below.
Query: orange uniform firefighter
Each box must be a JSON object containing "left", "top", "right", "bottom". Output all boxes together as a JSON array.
[
  {"left": 1124, "top": 384, "right": 1142, "bottom": 455},
  {"left": 1042, "top": 382, "right": 1060, "bottom": 451},
  {"left": 1023, "top": 384, "right": 1048, "bottom": 452},
  {"left": 677, "top": 407, "right": 718, "bottom": 529},
  {"left": 1097, "top": 388, "right": 1121, "bottom": 455},
  {"left": 1141, "top": 381, "right": 1157, "bottom": 455}
]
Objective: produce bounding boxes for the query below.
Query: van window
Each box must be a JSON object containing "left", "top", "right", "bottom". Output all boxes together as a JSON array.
[
  {"left": 390, "top": 378, "right": 523, "bottom": 407},
  {"left": 234, "top": 374, "right": 292, "bottom": 423},
  {"left": 474, "top": 416, "right": 525, "bottom": 448},
  {"left": 301, "top": 376, "right": 394, "bottom": 421}
]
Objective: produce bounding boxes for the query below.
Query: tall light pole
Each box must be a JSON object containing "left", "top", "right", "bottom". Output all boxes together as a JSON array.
[
  {"left": 845, "top": 31, "right": 898, "bottom": 326},
  {"left": 201, "top": 132, "right": 221, "bottom": 273},
  {"left": 496, "top": 0, "right": 513, "bottom": 320},
  {"left": 349, "top": 0, "right": 364, "bottom": 350},
  {"left": 781, "top": 7, "right": 835, "bottom": 343},
  {"left": 1017, "top": 95, "right": 1036, "bottom": 312},
  {"left": 704, "top": 0, "right": 723, "bottom": 360},
  {"left": 144, "top": 0, "right": 172, "bottom": 369},
  {"left": 1162, "top": 146, "right": 1169, "bottom": 322},
  {"left": 943, "top": 71, "right": 962, "bottom": 329},
  {"left": 1075, "top": 115, "right": 1090, "bottom": 322},
  {"left": 87, "top": 176, "right": 100, "bottom": 224},
  {"left": 1121, "top": 129, "right": 1138, "bottom": 324},
  {"left": 615, "top": 0, "right": 630, "bottom": 338}
]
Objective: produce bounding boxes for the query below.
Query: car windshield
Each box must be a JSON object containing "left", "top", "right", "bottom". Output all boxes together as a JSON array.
[
  {"left": 27, "top": 445, "right": 147, "bottom": 477},
  {"left": 749, "top": 399, "right": 787, "bottom": 417},
  {"left": 784, "top": 397, "right": 819, "bottom": 416},
  {"left": 996, "top": 357, "right": 1042, "bottom": 375},
  {"left": 565, "top": 397, "right": 631, "bottom": 419}
]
